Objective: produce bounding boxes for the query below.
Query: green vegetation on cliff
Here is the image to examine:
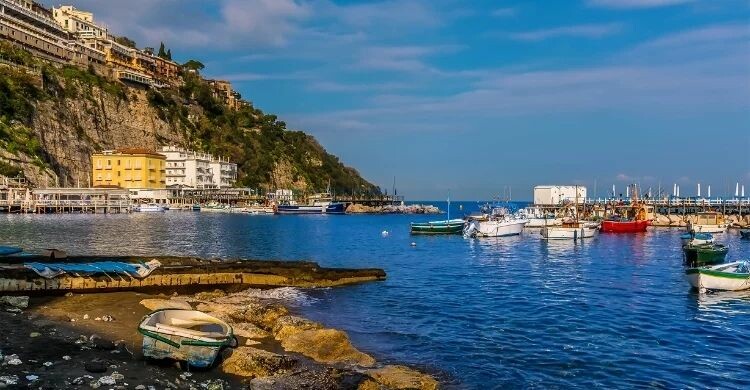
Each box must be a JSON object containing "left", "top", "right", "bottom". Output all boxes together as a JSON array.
[{"left": 0, "top": 41, "right": 378, "bottom": 194}]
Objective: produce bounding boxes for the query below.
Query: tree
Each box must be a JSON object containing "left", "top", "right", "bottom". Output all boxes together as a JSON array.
[
  {"left": 144, "top": 47, "right": 154, "bottom": 55},
  {"left": 114, "top": 36, "right": 136, "bottom": 48},
  {"left": 166, "top": 49, "right": 172, "bottom": 60},
  {"left": 182, "top": 59, "right": 205, "bottom": 72}
]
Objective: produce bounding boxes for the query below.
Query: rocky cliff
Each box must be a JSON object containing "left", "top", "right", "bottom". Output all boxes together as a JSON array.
[{"left": 0, "top": 42, "right": 378, "bottom": 194}]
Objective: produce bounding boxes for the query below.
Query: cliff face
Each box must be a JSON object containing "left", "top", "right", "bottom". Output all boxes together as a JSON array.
[{"left": 0, "top": 45, "right": 378, "bottom": 193}]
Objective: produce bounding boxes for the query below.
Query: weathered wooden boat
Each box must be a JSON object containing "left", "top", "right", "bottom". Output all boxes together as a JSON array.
[
  {"left": 541, "top": 222, "right": 599, "bottom": 240},
  {"left": 740, "top": 229, "right": 750, "bottom": 239},
  {"left": 139, "top": 309, "right": 236, "bottom": 368},
  {"left": 682, "top": 243, "right": 728, "bottom": 266},
  {"left": 410, "top": 219, "right": 465, "bottom": 235},
  {"left": 0, "top": 246, "right": 23, "bottom": 256},
  {"left": 686, "top": 212, "right": 728, "bottom": 233},
  {"left": 685, "top": 261, "right": 750, "bottom": 291},
  {"left": 680, "top": 232, "right": 713, "bottom": 246}
]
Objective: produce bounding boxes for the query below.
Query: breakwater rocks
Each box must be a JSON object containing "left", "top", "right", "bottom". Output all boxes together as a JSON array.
[
  {"left": 0, "top": 289, "right": 438, "bottom": 389},
  {"left": 651, "top": 213, "right": 750, "bottom": 228},
  {"left": 346, "top": 204, "right": 441, "bottom": 214}
]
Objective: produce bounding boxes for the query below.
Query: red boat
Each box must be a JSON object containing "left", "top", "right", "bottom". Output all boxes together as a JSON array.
[{"left": 600, "top": 217, "right": 650, "bottom": 233}]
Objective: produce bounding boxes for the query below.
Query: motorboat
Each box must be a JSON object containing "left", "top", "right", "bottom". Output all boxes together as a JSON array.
[
  {"left": 518, "top": 206, "right": 562, "bottom": 228},
  {"left": 133, "top": 203, "right": 166, "bottom": 212},
  {"left": 540, "top": 222, "right": 599, "bottom": 240},
  {"left": 685, "top": 261, "right": 750, "bottom": 292},
  {"left": 138, "top": 309, "right": 236, "bottom": 368},
  {"left": 686, "top": 212, "right": 728, "bottom": 233},
  {"left": 463, "top": 207, "right": 528, "bottom": 238}
]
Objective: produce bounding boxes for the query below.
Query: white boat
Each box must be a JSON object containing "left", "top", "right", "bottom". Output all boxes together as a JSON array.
[
  {"left": 686, "top": 212, "right": 728, "bottom": 233},
  {"left": 518, "top": 206, "right": 563, "bottom": 228},
  {"left": 242, "top": 205, "right": 275, "bottom": 215},
  {"left": 685, "top": 261, "right": 750, "bottom": 292},
  {"left": 464, "top": 217, "right": 527, "bottom": 238},
  {"left": 138, "top": 309, "right": 236, "bottom": 368},
  {"left": 540, "top": 222, "right": 599, "bottom": 240},
  {"left": 133, "top": 203, "right": 166, "bottom": 212}
]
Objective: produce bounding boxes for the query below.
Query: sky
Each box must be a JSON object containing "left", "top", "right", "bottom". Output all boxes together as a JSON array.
[{"left": 53, "top": 0, "right": 750, "bottom": 200}]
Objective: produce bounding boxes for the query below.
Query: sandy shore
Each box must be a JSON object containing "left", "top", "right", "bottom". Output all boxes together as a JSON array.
[{"left": 0, "top": 289, "right": 438, "bottom": 389}]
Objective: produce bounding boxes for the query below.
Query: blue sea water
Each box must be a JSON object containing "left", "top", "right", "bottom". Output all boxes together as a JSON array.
[{"left": 2, "top": 201, "right": 750, "bottom": 389}]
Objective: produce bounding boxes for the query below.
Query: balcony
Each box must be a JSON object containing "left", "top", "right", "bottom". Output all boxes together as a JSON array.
[{"left": 0, "top": 0, "right": 66, "bottom": 35}]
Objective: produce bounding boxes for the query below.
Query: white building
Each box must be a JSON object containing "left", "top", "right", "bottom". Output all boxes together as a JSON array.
[
  {"left": 161, "top": 146, "right": 237, "bottom": 189},
  {"left": 533, "top": 185, "right": 587, "bottom": 205},
  {"left": 52, "top": 5, "right": 107, "bottom": 40}
]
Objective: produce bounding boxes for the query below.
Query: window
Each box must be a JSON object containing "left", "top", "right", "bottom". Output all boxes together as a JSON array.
[
  {"left": 96, "top": 160, "right": 102, "bottom": 169},
  {"left": 125, "top": 160, "right": 131, "bottom": 169},
  {"left": 117, "top": 160, "right": 120, "bottom": 166}
]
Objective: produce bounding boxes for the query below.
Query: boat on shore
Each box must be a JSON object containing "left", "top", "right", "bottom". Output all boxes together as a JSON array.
[
  {"left": 410, "top": 219, "right": 465, "bottom": 235},
  {"left": 138, "top": 309, "right": 236, "bottom": 368},
  {"left": 133, "top": 203, "right": 166, "bottom": 212},
  {"left": 685, "top": 261, "right": 750, "bottom": 291},
  {"left": 687, "top": 212, "right": 728, "bottom": 233},
  {"left": 682, "top": 243, "right": 728, "bottom": 266},
  {"left": 0, "top": 246, "right": 23, "bottom": 256}
]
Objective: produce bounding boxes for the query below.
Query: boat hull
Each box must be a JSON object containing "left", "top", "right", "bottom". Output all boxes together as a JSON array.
[
  {"left": 541, "top": 226, "right": 598, "bottom": 240},
  {"left": 465, "top": 219, "right": 527, "bottom": 238},
  {"left": 524, "top": 218, "right": 563, "bottom": 228},
  {"left": 682, "top": 244, "right": 728, "bottom": 266},
  {"left": 411, "top": 219, "right": 465, "bottom": 235},
  {"left": 276, "top": 205, "right": 324, "bottom": 214},
  {"left": 685, "top": 262, "right": 750, "bottom": 291},
  {"left": 687, "top": 223, "right": 728, "bottom": 234},
  {"left": 325, "top": 203, "right": 347, "bottom": 214},
  {"left": 600, "top": 220, "right": 650, "bottom": 233}
]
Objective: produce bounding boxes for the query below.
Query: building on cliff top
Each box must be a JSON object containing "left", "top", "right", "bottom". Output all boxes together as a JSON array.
[
  {"left": 0, "top": 0, "right": 73, "bottom": 62},
  {"left": 91, "top": 149, "right": 166, "bottom": 190},
  {"left": 160, "top": 146, "right": 237, "bottom": 189}
]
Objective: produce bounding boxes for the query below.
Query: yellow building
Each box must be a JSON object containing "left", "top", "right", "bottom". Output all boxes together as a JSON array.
[{"left": 91, "top": 149, "right": 166, "bottom": 189}]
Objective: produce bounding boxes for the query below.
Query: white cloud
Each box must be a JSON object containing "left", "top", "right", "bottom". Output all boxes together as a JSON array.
[
  {"left": 587, "top": 0, "right": 694, "bottom": 9},
  {"left": 509, "top": 23, "right": 624, "bottom": 41}
]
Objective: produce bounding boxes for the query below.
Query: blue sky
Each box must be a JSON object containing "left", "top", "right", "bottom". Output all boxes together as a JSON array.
[{"left": 60, "top": 0, "right": 750, "bottom": 200}]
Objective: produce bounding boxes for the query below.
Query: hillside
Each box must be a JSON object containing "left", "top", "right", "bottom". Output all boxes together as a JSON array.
[{"left": 0, "top": 42, "right": 379, "bottom": 195}]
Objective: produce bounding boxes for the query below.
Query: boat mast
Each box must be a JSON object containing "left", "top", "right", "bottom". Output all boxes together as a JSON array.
[{"left": 447, "top": 190, "right": 451, "bottom": 221}]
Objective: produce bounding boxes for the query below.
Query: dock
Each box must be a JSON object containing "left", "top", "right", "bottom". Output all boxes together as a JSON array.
[{"left": 0, "top": 256, "right": 386, "bottom": 294}]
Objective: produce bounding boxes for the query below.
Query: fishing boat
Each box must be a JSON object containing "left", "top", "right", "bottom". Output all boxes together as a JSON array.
[
  {"left": 138, "top": 309, "right": 236, "bottom": 368},
  {"left": 0, "top": 246, "right": 23, "bottom": 256},
  {"left": 518, "top": 206, "right": 562, "bottom": 228},
  {"left": 680, "top": 232, "right": 713, "bottom": 246},
  {"left": 276, "top": 192, "right": 347, "bottom": 214},
  {"left": 685, "top": 261, "right": 750, "bottom": 291},
  {"left": 410, "top": 192, "right": 463, "bottom": 234},
  {"left": 600, "top": 185, "right": 652, "bottom": 233},
  {"left": 410, "top": 219, "right": 466, "bottom": 235},
  {"left": 133, "top": 203, "right": 166, "bottom": 212},
  {"left": 686, "top": 212, "right": 728, "bottom": 233},
  {"left": 682, "top": 243, "right": 728, "bottom": 266},
  {"left": 463, "top": 206, "right": 527, "bottom": 238},
  {"left": 740, "top": 229, "right": 750, "bottom": 239}
]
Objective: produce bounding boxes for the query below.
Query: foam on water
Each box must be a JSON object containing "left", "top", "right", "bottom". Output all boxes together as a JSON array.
[{"left": 236, "top": 287, "right": 320, "bottom": 306}]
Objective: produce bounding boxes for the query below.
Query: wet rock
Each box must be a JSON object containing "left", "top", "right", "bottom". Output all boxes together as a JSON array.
[
  {"left": 85, "top": 359, "right": 108, "bottom": 373},
  {"left": 139, "top": 299, "right": 191, "bottom": 311},
  {"left": 221, "top": 347, "right": 297, "bottom": 378},
  {"left": 90, "top": 335, "right": 116, "bottom": 351},
  {"left": 0, "top": 296, "right": 29, "bottom": 309},
  {"left": 3, "top": 354, "right": 22, "bottom": 365},
  {"left": 365, "top": 365, "right": 438, "bottom": 390},
  {"left": 25, "top": 375, "right": 39, "bottom": 382},
  {"left": 134, "top": 386, "right": 146, "bottom": 390},
  {"left": 98, "top": 375, "right": 116, "bottom": 386},
  {"left": 273, "top": 319, "right": 375, "bottom": 367},
  {"left": 83, "top": 314, "right": 89, "bottom": 320},
  {"left": 29, "top": 332, "right": 40, "bottom": 338},
  {"left": 0, "top": 376, "right": 18, "bottom": 386}
]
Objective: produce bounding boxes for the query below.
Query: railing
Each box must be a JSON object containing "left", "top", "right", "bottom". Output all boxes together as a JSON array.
[{"left": 0, "top": 0, "right": 65, "bottom": 34}]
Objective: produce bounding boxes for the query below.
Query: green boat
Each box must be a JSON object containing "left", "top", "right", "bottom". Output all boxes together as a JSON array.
[
  {"left": 410, "top": 219, "right": 465, "bottom": 235},
  {"left": 683, "top": 243, "right": 728, "bottom": 266}
]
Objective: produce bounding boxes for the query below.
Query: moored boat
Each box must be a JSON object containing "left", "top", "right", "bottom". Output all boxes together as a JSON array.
[
  {"left": 133, "top": 203, "right": 166, "bottom": 212},
  {"left": 686, "top": 212, "right": 728, "bottom": 233},
  {"left": 518, "top": 206, "right": 563, "bottom": 228},
  {"left": 740, "top": 229, "right": 750, "bottom": 239},
  {"left": 685, "top": 261, "right": 750, "bottom": 291},
  {"left": 540, "top": 222, "right": 599, "bottom": 240},
  {"left": 600, "top": 186, "right": 652, "bottom": 233},
  {"left": 680, "top": 232, "right": 713, "bottom": 246},
  {"left": 463, "top": 215, "right": 527, "bottom": 238},
  {"left": 138, "top": 309, "right": 235, "bottom": 368},
  {"left": 410, "top": 219, "right": 465, "bottom": 235},
  {"left": 682, "top": 243, "right": 728, "bottom": 266},
  {"left": 600, "top": 217, "right": 650, "bottom": 233}
]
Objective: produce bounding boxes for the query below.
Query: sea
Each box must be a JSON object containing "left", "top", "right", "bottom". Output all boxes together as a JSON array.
[{"left": 2, "top": 201, "right": 750, "bottom": 389}]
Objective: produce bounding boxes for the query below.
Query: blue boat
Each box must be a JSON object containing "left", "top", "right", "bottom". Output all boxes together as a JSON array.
[{"left": 0, "top": 246, "right": 23, "bottom": 256}]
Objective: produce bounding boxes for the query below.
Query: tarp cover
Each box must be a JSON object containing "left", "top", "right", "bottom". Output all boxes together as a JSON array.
[
  {"left": 24, "top": 260, "right": 162, "bottom": 279},
  {"left": 0, "top": 246, "right": 23, "bottom": 256}
]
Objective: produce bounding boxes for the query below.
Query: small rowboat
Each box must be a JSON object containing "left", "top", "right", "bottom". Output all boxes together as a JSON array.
[
  {"left": 682, "top": 243, "right": 728, "bottom": 266},
  {"left": 680, "top": 232, "right": 713, "bottom": 246},
  {"left": 685, "top": 261, "right": 750, "bottom": 291},
  {"left": 138, "top": 309, "right": 235, "bottom": 368},
  {"left": 410, "top": 219, "right": 465, "bottom": 235}
]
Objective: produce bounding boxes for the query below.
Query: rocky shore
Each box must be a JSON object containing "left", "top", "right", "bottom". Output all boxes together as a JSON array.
[
  {"left": 0, "top": 289, "right": 438, "bottom": 390},
  {"left": 346, "top": 204, "right": 441, "bottom": 215},
  {"left": 651, "top": 213, "right": 750, "bottom": 228}
]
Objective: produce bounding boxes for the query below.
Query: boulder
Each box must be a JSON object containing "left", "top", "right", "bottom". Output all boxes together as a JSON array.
[
  {"left": 221, "top": 347, "right": 296, "bottom": 378},
  {"left": 232, "top": 322, "right": 270, "bottom": 339},
  {"left": 275, "top": 326, "right": 375, "bottom": 367},
  {"left": 139, "top": 299, "right": 191, "bottom": 311},
  {"left": 0, "top": 296, "right": 29, "bottom": 309},
  {"left": 272, "top": 315, "right": 322, "bottom": 339},
  {"left": 365, "top": 365, "right": 438, "bottom": 390},
  {"left": 193, "top": 290, "right": 227, "bottom": 302}
]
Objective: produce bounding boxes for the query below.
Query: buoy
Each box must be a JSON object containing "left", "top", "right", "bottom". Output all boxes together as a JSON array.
[
  {"left": 381, "top": 230, "right": 389, "bottom": 237},
  {"left": 410, "top": 242, "right": 416, "bottom": 247}
]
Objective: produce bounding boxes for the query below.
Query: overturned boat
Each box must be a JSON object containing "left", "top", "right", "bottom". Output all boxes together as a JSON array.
[
  {"left": 685, "top": 261, "right": 750, "bottom": 292},
  {"left": 139, "top": 309, "right": 236, "bottom": 368}
]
